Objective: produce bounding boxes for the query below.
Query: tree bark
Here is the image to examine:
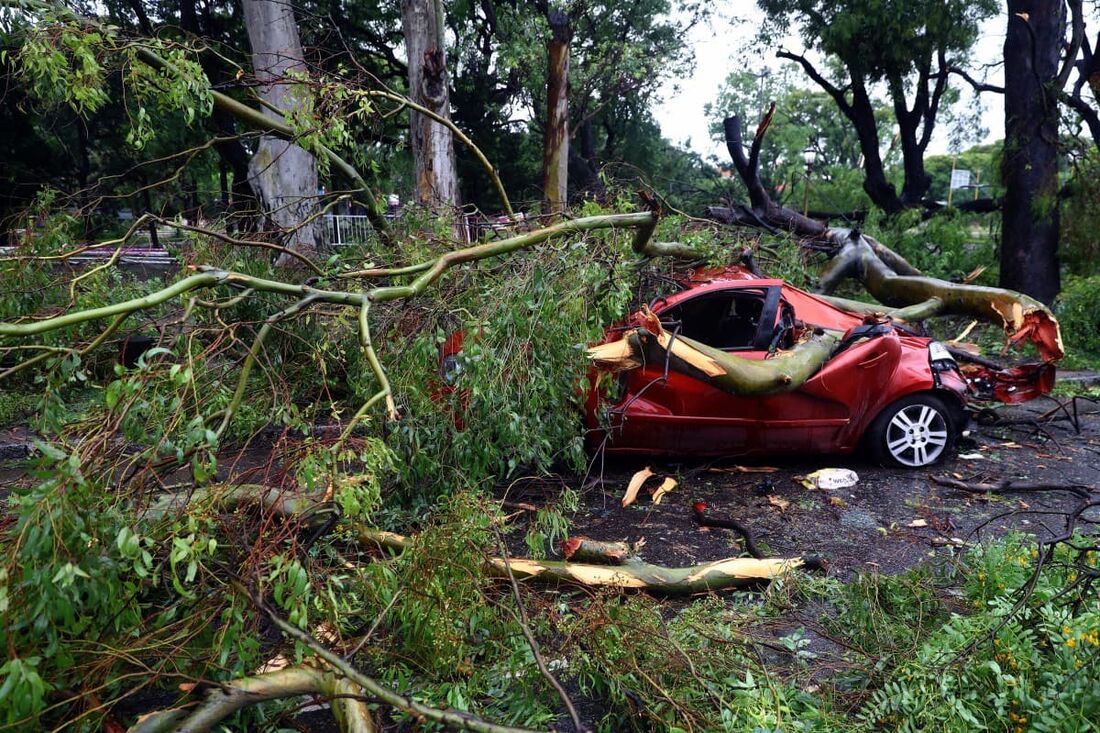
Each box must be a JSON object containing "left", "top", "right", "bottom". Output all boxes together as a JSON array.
[
  {"left": 543, "top": 9, "right": 571, "bottom": 213},
  {"left": 1001, "top": 2, "right": 1063, "bottom": 304},
  {"left": 587, "top": 307, "right": 841, "bottom": 397},
  {"left": 241, "top": 0, "right": 319, "bottom": 262},
  {"left": 402, "top": 0, "right": 460, "bottom": 209}
]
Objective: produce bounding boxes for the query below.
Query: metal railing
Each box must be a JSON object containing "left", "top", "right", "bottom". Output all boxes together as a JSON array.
[{"left": 323, "top": 214, "right": 374, "bottom": 248}]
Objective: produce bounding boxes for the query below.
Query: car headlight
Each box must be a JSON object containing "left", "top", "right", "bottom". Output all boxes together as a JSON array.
[{"left": 928, "top": 341, "right": 956, "bottom": 369}]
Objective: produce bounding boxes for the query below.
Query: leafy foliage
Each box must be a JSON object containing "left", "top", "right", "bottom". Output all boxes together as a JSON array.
[{"left": 1056, "top": 276, "right": 1100, "bottom": 367}]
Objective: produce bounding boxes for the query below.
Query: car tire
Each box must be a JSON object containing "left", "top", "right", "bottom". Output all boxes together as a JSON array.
[{"left": 866, "top": 394, "right": 956, "bottom": 468}]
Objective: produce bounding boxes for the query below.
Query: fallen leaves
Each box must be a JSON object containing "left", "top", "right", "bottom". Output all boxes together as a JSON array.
[
  {"left": 767, "top": 495, "right": 791, "bottom": 512},
  {"left": 622, "top": 468, "right": 677, "bottom": 507}
]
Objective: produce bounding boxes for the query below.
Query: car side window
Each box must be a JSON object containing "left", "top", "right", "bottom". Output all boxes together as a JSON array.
[{"left": 661, "top": 290, "right": 767, "bottom": 351}]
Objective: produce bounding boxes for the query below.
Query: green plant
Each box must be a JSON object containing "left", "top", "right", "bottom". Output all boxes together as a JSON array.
[{"left": 1056, "top": 276, "right": 1100, "bottom": 368}]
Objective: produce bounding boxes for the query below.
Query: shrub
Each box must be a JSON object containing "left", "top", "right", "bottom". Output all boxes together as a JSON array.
[{"left": 1055, "top": 276, "right": 1100, "bottom": 368}]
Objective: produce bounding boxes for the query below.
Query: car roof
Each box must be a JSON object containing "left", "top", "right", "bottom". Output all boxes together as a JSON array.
[{"left": 659, "top": 276, "right": 865, "bottom": 331}]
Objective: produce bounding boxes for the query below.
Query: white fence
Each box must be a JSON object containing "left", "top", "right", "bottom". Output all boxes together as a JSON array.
[
  {"left": 322, "top": 212, "right": 529, "bottom": 248},
  {"left": 323, "top": 214, "right": 375, "bottom": 248}
]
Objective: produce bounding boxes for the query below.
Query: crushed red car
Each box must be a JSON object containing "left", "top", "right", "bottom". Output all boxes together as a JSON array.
[{"left": 442, "top": 268, "right": 1056, "bottom": 468}]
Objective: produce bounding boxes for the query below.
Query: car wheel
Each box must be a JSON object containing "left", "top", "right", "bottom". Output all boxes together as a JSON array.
[{"left": 867, "top": 394, "right": 955, "bottom": 468}]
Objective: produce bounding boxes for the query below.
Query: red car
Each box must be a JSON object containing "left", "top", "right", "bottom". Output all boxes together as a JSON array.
[
  {"left": 442, "top": 269, "right": 1021, "bottom": 468},
  {"left": 582, "top": 270, "right": 976, "bottom": 468}
]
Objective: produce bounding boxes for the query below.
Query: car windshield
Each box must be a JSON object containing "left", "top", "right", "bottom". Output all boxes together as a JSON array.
[{"left": 660, "top": 288, "right": 768, "bottom": 350}]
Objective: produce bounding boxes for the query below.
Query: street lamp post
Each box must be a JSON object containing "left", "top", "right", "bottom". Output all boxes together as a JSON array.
[{"left": 802, "top": 145, "right": 817, "bottom": 216}]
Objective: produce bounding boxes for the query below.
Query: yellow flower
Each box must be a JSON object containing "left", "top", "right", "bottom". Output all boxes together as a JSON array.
[{"left": 1067, "top": 638, "right": 1077, "bottom": 648}]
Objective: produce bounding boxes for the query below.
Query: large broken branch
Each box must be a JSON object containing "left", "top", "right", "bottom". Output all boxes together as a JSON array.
[
  {"left": 819, "top": 230, "right": 1063, "bottom": 361},
  {"left": 709, "top": 111, "right": 1064, "bottom": 367},
  {"left": 587, "top": 307, "right": 839, "bottom": 397},
  {"left": 139, "top": 485, "right": 817, "bottom": 596},
  {"left": 128, "top": 667, "right": 374, "bottom": 733}
]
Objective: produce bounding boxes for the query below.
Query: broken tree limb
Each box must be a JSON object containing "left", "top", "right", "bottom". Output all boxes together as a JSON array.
[
  {"left": 250, "top": 594, "right": 548, "bottom": 733},
  {"left": 127, "top": 666, "right": 373, "bottom": 733},
  {"left": 711, "top": 109, "right": 1064, "bottom": 367},
  {"left": 816, "top": 295, "right": 946, "bottom": 323},
  {"left": 822, "top": 231, "right": 1064, "bottom": 361},
  {"left": 588, "top": 308, "right": 840, "bottom": 397},
  {"left": 561, "top": 536, "right": 637, "bottom": 564},
  {"left": 140, "top": 488, "right": 817, "bottom": 596},
  {"left": 488, "top": 555, "right": 816, "bottom": 595},
  {"left": 355, "top": 526, "right": 813, "bottom": 594},
  {"left": 693, "top": 502, "right": 764, "bottom": 559}
]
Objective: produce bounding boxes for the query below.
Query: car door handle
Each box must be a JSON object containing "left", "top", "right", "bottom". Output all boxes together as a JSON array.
[{"left": 858, "top": 351, "right": 888, "bottom": 368}]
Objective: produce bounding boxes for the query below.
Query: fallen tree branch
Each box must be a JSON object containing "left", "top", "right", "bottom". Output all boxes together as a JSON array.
[
  {"left": 249, "top": 592, "right": 549, "bottom": 733},
  {"left": 820, "top": 230, "right": 1063, "bottom": 361},
  {"left": 930, "top": 476, "right": 1092, "bottom": 500},
  {"left": 127, "top": 666, "right": 373, "bottom": 733},
  {"left": 150, "top": 487, "right": 816, "bottom": 595},
  {"left": 588, "top": 307, "right": 840, "bottom": 397},
  {"left": 692, "top": 502, "right": 765, "bottom": 559},
  {"left": 708, "top": 110, "right": 1064, "bottom": 367},
  {"left": 493, "top": 529, "right": 587, "bottom": 733}
]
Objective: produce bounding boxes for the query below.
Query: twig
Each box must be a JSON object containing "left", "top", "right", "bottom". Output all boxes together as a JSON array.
[{"left": 492, "top": 528, "right": 587, "bottom": 733}]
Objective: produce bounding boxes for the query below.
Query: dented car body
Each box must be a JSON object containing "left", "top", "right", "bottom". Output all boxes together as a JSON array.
[
  {"left": 443, "top": 268, "right": 1056, "bottom": 468},
  {"left": 584, "top": 271, "right": 980, "bottom": 467}
]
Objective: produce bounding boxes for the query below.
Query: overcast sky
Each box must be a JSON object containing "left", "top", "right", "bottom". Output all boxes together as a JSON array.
[{"left": 652, "top": 12, "right": 1014, "bottom": 163}]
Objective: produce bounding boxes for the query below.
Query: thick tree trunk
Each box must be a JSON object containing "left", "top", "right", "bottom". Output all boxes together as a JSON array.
[
  {"left": 402, "top": 0, "right": 459, "bottom": 209},
  {"left": 896, "top": 112, "right": 932, "bottom": 207},
  {"left": 179, "top": 0, "right": 259, "bottom": 232},
  {"left": 1001, "top": 2, "right": 1063, "bottom": 304},
  {"left": 849, "top": 81, "right": 904, "bottom": 214},
  {"left": 543, "top": 9, "right": 570, "bottom": 213},
  {"left": 241, "top": 0, "right": 319, "bottom": 262}
]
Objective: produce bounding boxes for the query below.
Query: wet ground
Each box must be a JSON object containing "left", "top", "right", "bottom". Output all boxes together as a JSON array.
[{"left": 500, "top": 395, "right": 1100, "bottom": 579}]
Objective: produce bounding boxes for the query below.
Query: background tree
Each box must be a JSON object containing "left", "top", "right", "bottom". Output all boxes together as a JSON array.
[
  {"left": 403, "top": 0, "right": 460, "bottom": 208},
  {"left": 541, "top": 5, "right": 570, "bottom": 213},
  {"left": 757, "top": 0, "right": 998, "bottom": 213},
  {"left": 707, "top": 67, "right": 893, "bottom": 213},
  {"left": 242, "top": 0, "right": 320, "bottom": 258},
  {"left": 1001, "top": 1, "right": 1069, "bottom": 303}
]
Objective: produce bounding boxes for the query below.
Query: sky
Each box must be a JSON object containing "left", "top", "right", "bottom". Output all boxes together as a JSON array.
[{"left": 652, "top": 12, "right": 1013, "bottom": 164}]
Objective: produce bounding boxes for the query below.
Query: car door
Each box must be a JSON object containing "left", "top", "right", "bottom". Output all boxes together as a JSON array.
[{"left": 610, "top": 286, "right": 777, "bottom": 455}]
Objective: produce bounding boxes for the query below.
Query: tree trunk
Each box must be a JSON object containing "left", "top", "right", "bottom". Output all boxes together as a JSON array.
[
  {"left": 1001, "top": 1, "right": 1063, "bottom": 304},
  {"left": 849, "top": 80, "right": 904, "bottom": 214},
  {"left": 543, "top": 8, "right": 570, "bottom": 213},
  {"left": 180, "top": 0, "right": 259, "bottom": 233},
  {"left": 587, "top": 307, "right": 842, "bottom": 396},
  {"left": 402, "top": 0, "right": 460, "bottom": 209},
  {"left": 241, "top": 0, "right": 319, "bottom": 262}
]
